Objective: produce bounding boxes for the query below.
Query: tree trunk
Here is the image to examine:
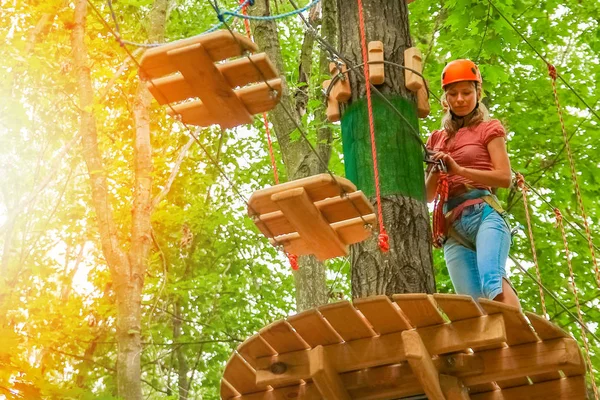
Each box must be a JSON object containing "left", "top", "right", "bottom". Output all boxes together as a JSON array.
[
  {"left": 72, "top": 0, "right": 168, "bottom": 398},
  {"left": 336, "top": 0, "right": 435, "bottom": 298}
]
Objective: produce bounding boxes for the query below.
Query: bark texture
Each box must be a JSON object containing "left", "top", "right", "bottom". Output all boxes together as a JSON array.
[
  {"left": 72, "top": 0, "right": 168, "bottom": 397},
  {"left": 250, "top": 0, "right": 338, "bottom": 311},
  {"left": 336, "top": 0, "right": 436, "bottom": 298}
]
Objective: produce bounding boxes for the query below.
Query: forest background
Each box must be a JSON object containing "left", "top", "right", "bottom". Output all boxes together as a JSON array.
[{"left": 0, "top": 0, "right": 599, "bottom": 398}]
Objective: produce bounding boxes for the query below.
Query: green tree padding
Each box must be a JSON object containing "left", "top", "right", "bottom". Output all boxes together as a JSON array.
[{"left": 341, "top": 95, "right": 425, "bottom": 201}]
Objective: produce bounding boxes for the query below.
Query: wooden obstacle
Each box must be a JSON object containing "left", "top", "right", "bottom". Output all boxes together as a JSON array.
[
  {"left": 248, "top": 174, "right": 376, "bottom": 261},
  {"left": 139, "top": 30, "right": 282, "bottom": 129},
  {"left": 221, "top": 294, "right": 588, "bottom": 399}
]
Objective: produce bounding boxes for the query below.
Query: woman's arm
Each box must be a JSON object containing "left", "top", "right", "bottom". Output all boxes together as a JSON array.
[
  {"left": 434, "top": 137, "right": 512, "bottom": 188},
  {"left": 425, "top": 168, "right": 440, "bottom": 203}
]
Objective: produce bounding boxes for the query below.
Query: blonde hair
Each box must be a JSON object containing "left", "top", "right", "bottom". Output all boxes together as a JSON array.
[{"left": 441, "top": 82, "right": 490, "bottom": 137}]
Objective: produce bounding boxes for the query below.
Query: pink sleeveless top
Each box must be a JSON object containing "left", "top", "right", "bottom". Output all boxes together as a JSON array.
[{"left": 426, "top": 119, "right": 506, "bottom": 198}]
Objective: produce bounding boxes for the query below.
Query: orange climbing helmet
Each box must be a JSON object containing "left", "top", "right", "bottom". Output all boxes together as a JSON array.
[{"left": 441, "top": 59, "right": 482, "bottom": 89}]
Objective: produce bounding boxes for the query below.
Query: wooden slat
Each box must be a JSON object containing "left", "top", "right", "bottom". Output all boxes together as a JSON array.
[
  {"left": 223, "top": 353, "right": 265, "bottom": 395},
  {"left": 168, "top": 78, "right": 281, "bottom": 127},
  {"left": 354, "top": 295, "right": 412, "bottom": 335},
  {"left": 393, "top": 294, "right": 446, "bottom": 327},
  {"left": 256, "top": 316, "right": 505, "bottom": 387},
  {"left": 470, "top": 376, "right": 587, "bottom": 400},
  {"left": 343, "top": 363, "right": 423, "bottom": 400},
  {"left": 287, "top": 309, "right": 343, "bottom": 347},
  {"left": 459, "top": 338, "right": 584, "bottom": 386},
  {"left": 468, "top": 383, "right": 498, "bottom": 395},
  {"left": 236, "top": 383, "right": 321, "bottom": 400},
  {"left": 237, "top": 334, "right": 277, "bottom": 369},
  {"left": 309, "top": 346, "right": 351, "bottom": 400},
  {"left": 417, "top": 314, "right": 506, "bottom": 356},
  {"left": 254, "top": 191, "right": 373, "bottom": 237},
  {"left": 439, "top": 375, "right": 470, "bottom": 400},
  {"left": 259, "top": 320, "right": 309, "bottom": 354},
  {"left": 434, "top": 293, "right": 483, "bottom": 321},
  {"left": 333, "top": 214, "right": 377, "bottom": 244},
  {"left": 248, "top": 173, "right": 357, "bottom": 216},
  {"left": 526, "top": 312, "right": 569, "bottom": 340},
  {"left": 479, "top": 299, "right": 539, "bottom": 345},
  {"left": 139, "top": 30, "right": 257, "bottom": 78},
  {"left": 402, "top": 330, "right": 447, "bottom": 400},
  {"left": 168, "top": 43, "right": 252, "bottom": 129},
  {"left": 271, "top": 187, "right": 347, "bottom": 261},
  {"left": 318, "top": 301, "right": 376, "bottom": 341},
  {"left": 220, "top": 378, "right": 240, "bottom": 400},
  {"left": 149, "top": 53, "right": 278, "bottom": 105}
]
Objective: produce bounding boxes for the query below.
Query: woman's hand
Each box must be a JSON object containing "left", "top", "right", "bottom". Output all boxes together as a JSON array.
[{"left": 432, "top": 151, "right": 463, "bottom": 175}]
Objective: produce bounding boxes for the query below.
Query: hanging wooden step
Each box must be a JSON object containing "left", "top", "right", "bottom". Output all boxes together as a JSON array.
[
  {"left": 221, "top": 294, "right": 588, "bottom": 400},
  {"left": 139, "top": 30, "right": 282, "bottom": 129},
  {"left": 248, "top": 174, "right": 376, "bottom": 261}
]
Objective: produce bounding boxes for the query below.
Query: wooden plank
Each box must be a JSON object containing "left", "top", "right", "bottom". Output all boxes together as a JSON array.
[
  {"left": 254, "top": 190, "right": 373, "bottom": 237},
  {"left": 468, "top": 383, "right": 498, "bottom": 395},
  {"left": 439, "top": 375, "right": 470, "bottom": 400},
  {"left": 259, "top": 320, "right": 309, "bottom": 354},
  {"left": 168, "top": 78, "right": 281, "bottom": 127},
  {"left": 237, "top": 334, "right": 277, "bottom": 369},
  {"left": 223, "top": 353, "right": 265, "bottom": 395},
  {"left": 255, "top": 316, "right": 501, "bottom": 387},
  {"left": 402, "top": 330, "right": 447, "bottom": 400},
  {"left": 310, "top": 346, "right": 351, "bottom": 400},
  {"left": 318, "top": 301, "right": 377, "bottom": 341},
  {"left": 343, "top": 363, "right": 423, "bottom": 400},
  {"left": 236, "top": 383, "right": 322, "bottom": 400},
  {"left": 268, "top": 214, "right": 376, "bottom": 256},
  {"left": 479, "top": 299, "right": 539, "bottom": 345},
  {"left": 167, "top": 43, "right": 252, "bottom": 129},
  {"left": 248, "top": 174, "right": 357, "bottom": 216},
  {"left": 459, "top": 338, "right": 584, "bottom": 386},
  {"left": 149, "top": 53, "right": 278, "bottom": 105},
  {"left": 393, "top": 294, "right": 446, "bottom": 327},
  {"left": 139, "top": 30, "right": 257, "bottom": 79},
  {"left": 271, "top": 187, "right": 347, "bottom": 261},
  {"left": 470, "top": 376, "right": 587, "bottom": 400},
  {"left": 417, "top": 314, "right": 506, "bottom": 356},
  {"left": 433, "top": 293, "right": 483, "bottom": 321},
  {"left": 287, "top": 309, "right": 343, "bottom": 347},
  {"left": 220, "top": 378, "right": 240, "bottom": 400},
  {"left": 526, "top": 312, "right": 569, "bottom": 340},
  {"left": 354, "top": 295, "right": 413, "bottom": 335}
]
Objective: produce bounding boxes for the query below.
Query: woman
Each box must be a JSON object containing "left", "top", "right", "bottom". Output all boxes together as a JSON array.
[{"left": 425, "top": 59, "right": 520, "bottom": 308}]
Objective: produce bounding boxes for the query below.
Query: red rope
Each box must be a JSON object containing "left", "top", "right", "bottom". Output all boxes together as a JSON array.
[
  {"left": 356, "top": 0, "right": 388, "bottom": 253},
  {"left": 516, "top": 173, "right": 547, "bottom": 317},
  {"left": 548, "top": 63, "right": 600, "bottom": 288},
  {"left": 432, "top": 171, "right": 448, "bottom": 248},
  {"left": 554, "top": 208, "right": 599, "bottom": 398},
  {"left": 239, "top": 0, "right": 252, "bottom": 38},
  {"left": 241, "top": 4, "right": 294, "bottom": 270}
]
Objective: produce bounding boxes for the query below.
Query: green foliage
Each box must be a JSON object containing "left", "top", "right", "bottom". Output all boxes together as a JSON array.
[{"left": 1, "top": 0, "right": 598, "bottom": 397}]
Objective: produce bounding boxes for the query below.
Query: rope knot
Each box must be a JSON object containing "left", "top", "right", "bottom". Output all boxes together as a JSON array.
[
  {"left": 554, "top": 208, "right": 563, "bottom": 222},
  {"left": 378, "top": 230, "right": 390, "bottom": 252},
  {"left": 547, "top": 63, "right": 557, "bottom": 80},
  {"left": 515, "top": 172, "right": 526, "bottom": 190},
  {"left": 216, "top": 12, "right": 225, "bottom": 22},
  {"left": 287, "top": 253, "right": 299, "bottom": 270}
]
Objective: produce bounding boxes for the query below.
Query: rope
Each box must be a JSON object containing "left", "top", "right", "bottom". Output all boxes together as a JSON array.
[
  {"left": 515, "top": 173, "right": 547, "bottom": 317},
  {"left": 221, "top": 0, "right": 320, "bottom": 21},
  {"left": 554, "top": 208, "right": 599, "bottom": 398},
  {"left": 548, "top": 63, "right": 600, "bottom": 288},
  {"left": 432, "top": 171, "right": 448, "bottom": 248},
  {"left": 356, "top": 0, "right": 388, "bottom": 253}
]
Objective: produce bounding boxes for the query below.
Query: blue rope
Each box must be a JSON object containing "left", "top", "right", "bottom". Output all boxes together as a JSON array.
[{"left": 220, "top": 0, "right": 320, "bottom": 21}]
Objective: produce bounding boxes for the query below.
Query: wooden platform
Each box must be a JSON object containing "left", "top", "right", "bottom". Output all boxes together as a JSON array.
[
  {"left": 139, "top": 30, "right": 282, "bottom": 129},
  {"left": 220, "top": 294, "right": 588, "bottom": 400},
  {"left": 248, "top": 174, "right": 376, "bottom": 261}
]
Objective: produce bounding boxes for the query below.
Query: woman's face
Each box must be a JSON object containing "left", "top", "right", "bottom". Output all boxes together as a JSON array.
[{"left": 444, "top": 81, "right": 479, "bottom": 117}]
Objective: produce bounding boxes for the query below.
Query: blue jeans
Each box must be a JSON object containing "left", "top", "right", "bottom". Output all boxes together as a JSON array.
[{"left": 443, "top": 203, "right": 511, "bottom": 300}]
